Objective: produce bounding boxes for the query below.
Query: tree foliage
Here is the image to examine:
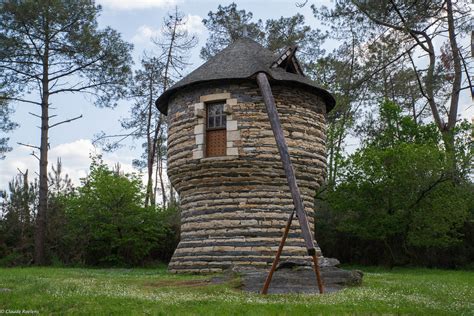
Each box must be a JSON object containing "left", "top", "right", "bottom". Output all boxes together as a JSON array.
[
  {"left": 0, "top": 0, "right": 133, "bottom": 264},
  {"left": 0, "top": 170, "right": 37, "bottom": 266},
  {"left": 200, "top": 3, "right": 265, "bottom": 60},
  {"left": 318, "top": 102, "right": 473, "bottom": 267},
  {"left": 0, "top": 97, "right": 18, "bottom": 160},
  {"left": 0, "top": 157, "right": 180, "bottom": 267},
  {"left": 200, "top": 3, "right": 325, "bottom": 62},
  {"left": 64, "top": 158, "right": 160, "bottom": 266}
]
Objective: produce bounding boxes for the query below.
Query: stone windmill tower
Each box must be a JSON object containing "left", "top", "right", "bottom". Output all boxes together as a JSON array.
[{"left": 156, "top": 38, "right": 335, "bottom": 276}]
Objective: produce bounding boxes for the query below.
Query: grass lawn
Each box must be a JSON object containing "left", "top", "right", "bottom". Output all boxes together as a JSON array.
[{"left": 0, "top": 265, "right": 472, "bottom": 315}]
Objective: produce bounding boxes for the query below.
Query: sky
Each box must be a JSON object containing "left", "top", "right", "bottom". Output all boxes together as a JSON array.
[{"left": 0, "top": 0, "right": 473, "bottom": 190}]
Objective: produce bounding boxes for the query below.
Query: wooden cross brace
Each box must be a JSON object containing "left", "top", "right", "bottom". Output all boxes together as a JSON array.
[{"left": 256, "top": 72, "right": 324, "bottom": 294}]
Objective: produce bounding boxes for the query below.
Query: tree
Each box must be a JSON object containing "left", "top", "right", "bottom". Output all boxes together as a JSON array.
[
  {"left": 310, "top": 42, "right": 367, "bottom": 187},
  {"left": 0, "top": 97, "right": 18, "bottom": 160},
  {"left": 264, "top": 13, "right": 327, "bottom": 66},
  {"left": 200, "top": 3, "right": 265, "bottom": 60},
  {"left": 311, "top": 2, "right": 435, "bottom": 186},
  {"left": 64, "top": 157, "right": 163, "bottom": 266},
  {"left": 154, "top": 7, "right": 198, "bottom": 92},
  {"left": 118, "top": 57, "right": 165, "bottom": 207},
  {"left": 200, "top": 3, "right": 326, "bottom": 63},
  {"left": 93, "top": 56, "right": 164, "bottom": 207},
  {"left": 153, "top": 7, "right": 197, "bottom": 206},
  {"left": 324, "top": 0, "right": 473, "bottom": 177},
  {"left": 0, "top": 170, "right": 38, "bottom": 266},
  {"left": 0, "top": 0, "right": 133, "bottom": 264},
  {"left": 0, "top": 79, "right": 18, "bottom": 159},
  {"left": 322, "top": 101, "right": 472, "bottom": 266},
  {"left": 94, "top": 7, "right": 196, "bottom": 208}
]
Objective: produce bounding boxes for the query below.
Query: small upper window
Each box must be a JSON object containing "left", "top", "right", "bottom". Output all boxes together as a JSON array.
[
  {"left": 207, "top": 102, "right": 226, "bottom": 129},
  {"left": 206, "top": 102, "right": 227, "bottom": 157}
]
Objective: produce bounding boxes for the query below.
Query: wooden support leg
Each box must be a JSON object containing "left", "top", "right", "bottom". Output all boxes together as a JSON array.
[
  {"left": 311, "top": 253, "right": 324, "bottom": 294},
  {"left": 261, "top": 211, "right": 294, "bottom": 295}
]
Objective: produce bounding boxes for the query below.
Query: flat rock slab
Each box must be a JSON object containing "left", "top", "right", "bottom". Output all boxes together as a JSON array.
[{"left": 239, "top": 266, "right": 363, "bottom": 294}]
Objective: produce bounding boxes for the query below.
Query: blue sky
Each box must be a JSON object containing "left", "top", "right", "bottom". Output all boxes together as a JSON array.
[{"left": 0, "top": 0, "right": 472, "bottom": 189}]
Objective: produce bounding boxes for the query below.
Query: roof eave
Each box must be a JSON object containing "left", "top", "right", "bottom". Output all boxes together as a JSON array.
[{"left": 155, "top": 75, "right": 335, "bottom": 115}]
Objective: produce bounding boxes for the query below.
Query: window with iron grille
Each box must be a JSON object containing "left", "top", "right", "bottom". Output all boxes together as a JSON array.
[{"left": 206, "top": 102, "right": 226, "bottom": 157}]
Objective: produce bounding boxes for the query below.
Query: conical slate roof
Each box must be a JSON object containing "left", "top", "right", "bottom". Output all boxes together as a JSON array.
[{"left": 155, "top": 38, "right": 335, "bottom": 114}]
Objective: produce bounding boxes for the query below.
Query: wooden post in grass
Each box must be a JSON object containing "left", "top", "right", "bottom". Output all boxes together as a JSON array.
[{"left": 256, "top": 72, "right": 324, "bottom": 294}]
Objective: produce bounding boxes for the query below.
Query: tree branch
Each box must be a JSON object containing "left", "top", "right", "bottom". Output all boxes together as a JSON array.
[
  {"left": 353, "top": 42, "right": 419, "bottom": 90},
  {"left": 407, "top": 52, "right": 430, "bottom": 102},
  {"left": 17, "top": 142, "right": 40, "bottom": 150},
  {"left": 48, "top": 55, "right": 106, "bottom": 82},
  {"left": 458, "top": 48, "right": 472, "bottom": 98},
  {"left": 20, "top": 21, "right": 43, "bottom": 59},
  {"left": 0, "top": 64, "right": 41, "bottom": 80},
  {"left": 409, "top": 174, "right": 450, "bottom": 210},
  {"left": 49, "top": 114, "right": 83, "bottom": 129},
  {"left": 49, "top": 81, "right": 114, "bottom": 95},
  {"left": 388, "top": 0, "right": 431, "bottom": 53},
  {"left": 0, "top": 96, "right": 41, "bottom": 106},
  {"left": 355, "top": 1, "right": 429, "bottom": 52},
  {"left": 31, "top": 151, "right": 40, "bottom": 161}
]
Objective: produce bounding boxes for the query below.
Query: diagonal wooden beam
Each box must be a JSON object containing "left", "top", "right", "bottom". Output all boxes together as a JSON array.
[
  {"left": 256, "top": 72, "right": 324, "bottom": 294},
  {"left": 256, "top": 72, "right": 316, "bottom": 253}
]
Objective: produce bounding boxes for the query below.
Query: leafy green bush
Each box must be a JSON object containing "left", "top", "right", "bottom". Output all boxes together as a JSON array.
[{"left": 63, "top": 157, "right": 170, "bottom": 266}]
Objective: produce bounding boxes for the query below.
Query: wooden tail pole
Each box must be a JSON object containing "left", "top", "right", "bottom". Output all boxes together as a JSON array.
[
  {"left": 261, "top": 210, "right": 294, "bottom": 294},
  {"left": 256, "top": 72, "right": 324, "bottom": 294}
]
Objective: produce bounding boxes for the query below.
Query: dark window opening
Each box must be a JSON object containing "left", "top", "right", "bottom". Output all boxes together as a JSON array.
[
  {"left": 271, "top": 47, "right": 304, "bottom": 76},
  {"left": 206, "top": 102, "right": 226, "bottom": 157},
  {"left": 277, "top": 58, "right": 298, "bottom": 74}
]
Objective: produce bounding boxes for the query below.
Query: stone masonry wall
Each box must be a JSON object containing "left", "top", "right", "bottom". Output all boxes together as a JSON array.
[{"left": 166, "top": 81, "right": 328, "bottom": 273}]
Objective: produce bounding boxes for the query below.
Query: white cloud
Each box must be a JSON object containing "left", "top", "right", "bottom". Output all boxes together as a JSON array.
[
  {"left": 98, "top": 0, "right": 176, "bottom": 10},
  {"left": 0, "top": 139, "right": 140, "bottom": 190},
  {"left": 132, "top": 25, "right": 161, "bottom": 44},
  {"left": 178, "top": 14, "right": 205, "bottom": 35}
]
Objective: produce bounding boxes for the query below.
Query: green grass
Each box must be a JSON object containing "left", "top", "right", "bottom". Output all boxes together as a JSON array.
[{"left": 0, "top": 266, "right": 473, "bottom": 315}]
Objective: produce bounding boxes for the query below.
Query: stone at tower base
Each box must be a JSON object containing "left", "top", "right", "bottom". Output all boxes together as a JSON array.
[{"left": 234, "top": 258, "right": 363, "bottom": 294}]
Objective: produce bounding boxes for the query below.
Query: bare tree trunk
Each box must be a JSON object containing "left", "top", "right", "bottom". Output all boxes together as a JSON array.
[
  {"left": 445, "top": 0, "right": 462, "bottom": 176},
  {"left": 149, "top": 124, "right": 159, "bottom": 207},
  {"left": 155, "top": 143, "right": 167, "bottom": 208},
  {"left": 145, "top": 74, "right": 155, "bottom": 207},
  {"left": 328, "top": 31, "right": 356, "bottom": 187},
  {"left": 35, "top": 63, "right": 49, "bottom": 265},
  {"left": 150, "top": 113, "right": 164, "bottom": 207},
  {"left": 152, "top": 120, "right": 167, "bottom": 208},
  {"left": 34, "top": 16, "right": 50, "bottom": 264},
  {"left": 327, "top": 128, "right": 336, "bottom": 186},
  {"left": 162, "top": 7, "right": 178, "bottom": 93},
  {"left": 144, "top": 107, "right": 153, "bottom": 206},
  {"left": 20, "top": 170, "right": 29, "bottom": 257},
  {"left": 159, "top": 138, "right": 167, "bottom": 208},
  {"left": 162, "top": 10, "right": 178, "bottom": 207}
]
